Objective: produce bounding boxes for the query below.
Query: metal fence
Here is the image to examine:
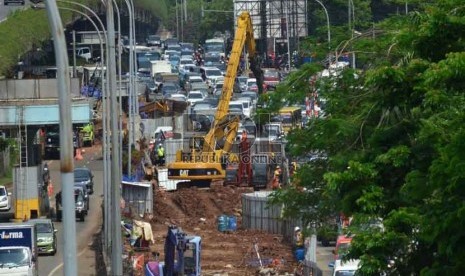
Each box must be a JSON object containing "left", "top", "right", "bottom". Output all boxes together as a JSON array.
[
  {"left": 121, "top": 181, "right": 153, "bottom": 217},
  {"left": 163, "top": 139, "right": 184, "bottom": 165},
  {"left": 241, "top": 191, "right": 302, "bottom": 242},
  {"left": 242, "top": 192, "right": 324, "bottom": 276}
]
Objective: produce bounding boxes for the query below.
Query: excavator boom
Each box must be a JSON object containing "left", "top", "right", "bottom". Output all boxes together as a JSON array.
[{"left": 167, "top": 11, "right": 263, "bottom": 183}]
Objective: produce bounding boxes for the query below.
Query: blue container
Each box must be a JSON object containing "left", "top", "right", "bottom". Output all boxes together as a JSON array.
[
  {"left": 228, "top": 215, "right": 237, "bottom": 231},
  {"left": 217, "top": 215, "right": 228, "bottom": 232},
  {"left": 294, "top": 248, "right": 305, "bottom": 261},
  {"left": 302, "top": 57, "right": 312, "bottom": 64}
]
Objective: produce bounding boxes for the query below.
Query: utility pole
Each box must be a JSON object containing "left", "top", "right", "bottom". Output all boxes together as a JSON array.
[
  {"left": 176, "top": 1, "right": 179, "bottom": 39},
  {"left": 180, "top": 0, "right": 184, "bottom": 41},
  {"left": 72, "top": 30, "right": 76, "bottom": 77},
  {"left": 106, "top": 0, "right": 123, "bottom": 274},
  {"left": 184, "top": 0, "right": 187, "bottom": 21}
]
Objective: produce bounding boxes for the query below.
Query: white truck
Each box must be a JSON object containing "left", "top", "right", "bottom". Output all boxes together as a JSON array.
[
  {"left": 150, "top": 60, "right": 172, "bottom": 78},
  {"left": 0, "top": 223, "right": 38, "bottom": 276}
]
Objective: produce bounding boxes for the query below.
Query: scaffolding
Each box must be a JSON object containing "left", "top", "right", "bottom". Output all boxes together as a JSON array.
[{"left": 234, "top": 0, "right": 307, "bottom": 55}]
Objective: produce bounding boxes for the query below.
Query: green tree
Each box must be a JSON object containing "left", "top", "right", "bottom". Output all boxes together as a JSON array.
[{"left": 269, "top": 0, "right": 465, "bottom": 274}]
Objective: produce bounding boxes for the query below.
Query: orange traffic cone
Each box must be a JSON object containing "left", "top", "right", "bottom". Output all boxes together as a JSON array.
[
  {"left": 133, "top": 254, "right": 144, "bottom": 271},
  {"left": 75, "top": 148, "right": 83, "bottom": 160}
]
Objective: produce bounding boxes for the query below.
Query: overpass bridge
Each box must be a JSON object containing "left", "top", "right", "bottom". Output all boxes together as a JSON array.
[{"left": 0, "top": 76, "right": 94, "bottom": 165}]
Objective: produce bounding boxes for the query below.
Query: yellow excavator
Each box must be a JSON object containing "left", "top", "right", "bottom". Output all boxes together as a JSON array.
[{"left": 167, "top": 11, "right": 263, "bottom": 186}]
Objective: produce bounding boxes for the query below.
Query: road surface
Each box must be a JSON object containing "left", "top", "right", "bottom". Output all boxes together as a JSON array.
[
  {"left": 38, "top": 144, "right": 103, "bottom": 276},
  {"left": 0, "top": 1, "right": 29, "bottom": 23}
]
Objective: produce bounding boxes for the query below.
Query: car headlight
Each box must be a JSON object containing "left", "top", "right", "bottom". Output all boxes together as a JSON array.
[{"left": 1, "top": 197, "right": 7, "bottom": 202}]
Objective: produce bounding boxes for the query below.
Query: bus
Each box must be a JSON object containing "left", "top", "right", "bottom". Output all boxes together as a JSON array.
[
  {"left": 278, "top": 106, "right": 302, "bottom": 134},
  {"left": 204, "top": 37, "right": 226, "bottom": 57}
]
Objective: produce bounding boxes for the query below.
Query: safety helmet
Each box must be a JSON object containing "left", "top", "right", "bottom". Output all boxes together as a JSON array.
[
  {"left": 294, "top": 226, "right": 300, "bottom": 232},
  {"left": 276, "top": 165, "right": 280, "bottom": 169},
  {"left": 159, "top": 143, "right": 162, "bottom": 147}
]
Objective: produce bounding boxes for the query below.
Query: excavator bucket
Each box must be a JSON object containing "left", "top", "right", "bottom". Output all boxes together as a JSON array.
[{"left": 139, "top": 99, "right": 189, "bottom": 116}]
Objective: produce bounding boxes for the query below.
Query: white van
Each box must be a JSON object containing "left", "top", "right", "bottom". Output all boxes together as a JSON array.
[
  {"left": 75, "top": 47, "right": 92, "bottom": 62},
  {"left": 331, "top": 259, "right": 360, "bottom": 276},
  {"left": 200, "top": 67, "right": 223, "bottom": 87}
]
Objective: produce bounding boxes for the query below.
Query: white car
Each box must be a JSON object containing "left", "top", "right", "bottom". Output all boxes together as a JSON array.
[
  {"left": 168, "top": 93, "right": 187, "bottom": 102},
  {"left": 0, "top": 186, "right": 11, "bottom": 211},
  {"left": 236, "top": 97, "right": 253, "bottom": 117},
  {"left": 187, "top": 91, "right": 206, "bottom": 106},
  {"left": 213, "top": 82, "right": 224, "bottom": 96}
]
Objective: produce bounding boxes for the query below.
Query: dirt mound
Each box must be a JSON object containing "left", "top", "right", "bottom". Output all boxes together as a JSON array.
[{"left": 150, "top": 184, "right": 300, "bottom": 275}]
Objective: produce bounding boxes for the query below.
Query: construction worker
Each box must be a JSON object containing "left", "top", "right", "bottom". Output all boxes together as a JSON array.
[
  {"left": 272, "top": 165, "right": 282, "bottom": 190},
  {"left": 157, "top": 143, "right": 165, "bottom": 166},
  {"left": 293, "top": 226, "right": 304, "bottom": 249},
  {"left": 289, "top": 162, "right": 298, "bottom": 177}
]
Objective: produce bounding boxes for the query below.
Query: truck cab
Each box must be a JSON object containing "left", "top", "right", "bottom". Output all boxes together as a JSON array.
[
  {"left": 263, "top": 123, "right": 284, "bottom": 141},
  {"left": 45, "top": 129, "right": 82, "bottom": 159},
  {"left": 0, "top": 223, "right": 38, "bottom": 276}
]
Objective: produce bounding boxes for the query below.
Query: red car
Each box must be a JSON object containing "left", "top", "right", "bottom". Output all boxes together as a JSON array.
[
  {"left": 263, "top": 68, "right": 281, "bottom": 90},
  {"left": 333, "top": 235, "right": 353, "bottom": 260}
]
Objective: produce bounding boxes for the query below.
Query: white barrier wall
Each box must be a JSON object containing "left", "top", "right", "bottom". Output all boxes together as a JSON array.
[{"left": 0, "top": 78, "right": 81, "bottom": 99}]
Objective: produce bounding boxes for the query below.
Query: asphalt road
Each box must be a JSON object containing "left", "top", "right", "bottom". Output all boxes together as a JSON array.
[
  {"left": 317, "top": 244, "right": 335, "bottom": 276},
  {"left": 0, "top": 1, "right": 30, "bottom": 23},
  {"left": 38, "top": 145, "right": 103, "bottom": 276}
]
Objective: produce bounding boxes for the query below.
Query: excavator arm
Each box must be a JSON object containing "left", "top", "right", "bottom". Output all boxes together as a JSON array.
[
  {"left": 203, "top": 11, "right": 263, "bottom": 152},
  {"left": 167, "top": 12, "right": 263, "bottom": 183}
]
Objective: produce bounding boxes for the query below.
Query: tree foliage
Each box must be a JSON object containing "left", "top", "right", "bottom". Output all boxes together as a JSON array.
[{"left": 269, "top": 0, "right": 465, "bottom": 274}]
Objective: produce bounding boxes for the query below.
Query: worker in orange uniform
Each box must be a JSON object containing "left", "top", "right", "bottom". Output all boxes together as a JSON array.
[
  {"left": 241, "top": 129, "right": 247, "bottom": 142},
  {"left": 272, "top": 165, "right": 282, "bottom": 190}
]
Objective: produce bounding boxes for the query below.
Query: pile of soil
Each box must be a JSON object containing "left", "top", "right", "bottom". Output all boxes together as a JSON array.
[{"left": 149, "top": 184, "right": 300, "bottom": 275}]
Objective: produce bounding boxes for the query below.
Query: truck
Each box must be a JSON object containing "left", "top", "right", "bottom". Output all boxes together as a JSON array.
[
  {"left": 44, "top": 128, "right": 82, "bottom": 159},
  {"left": 0, "top": 223, "right": 38, "bottom": 276},
  {"left": 251, "top": 154, "right": 273, "bottom": 190},
  {"left": 145, "top": 225, "right": 201, "bottom": 276},
  {"left": 150, "top": 60, "right": 172, "bottom": 78},
  {"left": 79, "top": 123, "right": 94, "bottom": 147}
]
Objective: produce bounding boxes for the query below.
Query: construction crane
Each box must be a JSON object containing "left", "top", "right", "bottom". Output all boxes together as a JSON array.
[{"left": 167, "top": 11, "right": 263, "bottom": 186}]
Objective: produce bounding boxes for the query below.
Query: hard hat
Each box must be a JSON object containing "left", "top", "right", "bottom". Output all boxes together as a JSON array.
[
  {"left": 276, "top": 165, "right": 280, "bottom": 169},
  {"left": 159, "top": 143, "right": 162, "bottom": 147},
  {"left": 294, "top": 226, "right": 300, "bottom": 232}
]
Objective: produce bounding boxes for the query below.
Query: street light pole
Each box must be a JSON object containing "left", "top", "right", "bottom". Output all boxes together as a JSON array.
[
  {"left": 176, "top": 1, "right": 179, "bottom": 39},
  {"left": 314, "top": 0, "right": 331, "bottom": 49},
  {"left": 123, "top": 0, "right": 134, "bottom": 177},
  {"left": 59, "top": 4, "right": 111, "bottom": 257},
  {"left": 43, "top": 1, "right": 77, "bottom": 275},
  {"left": 106, "top": 1, "right": 123, "bottom": 274},
  {"left": 349, "top": 0, "right": 356, "bottom": 68}
]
